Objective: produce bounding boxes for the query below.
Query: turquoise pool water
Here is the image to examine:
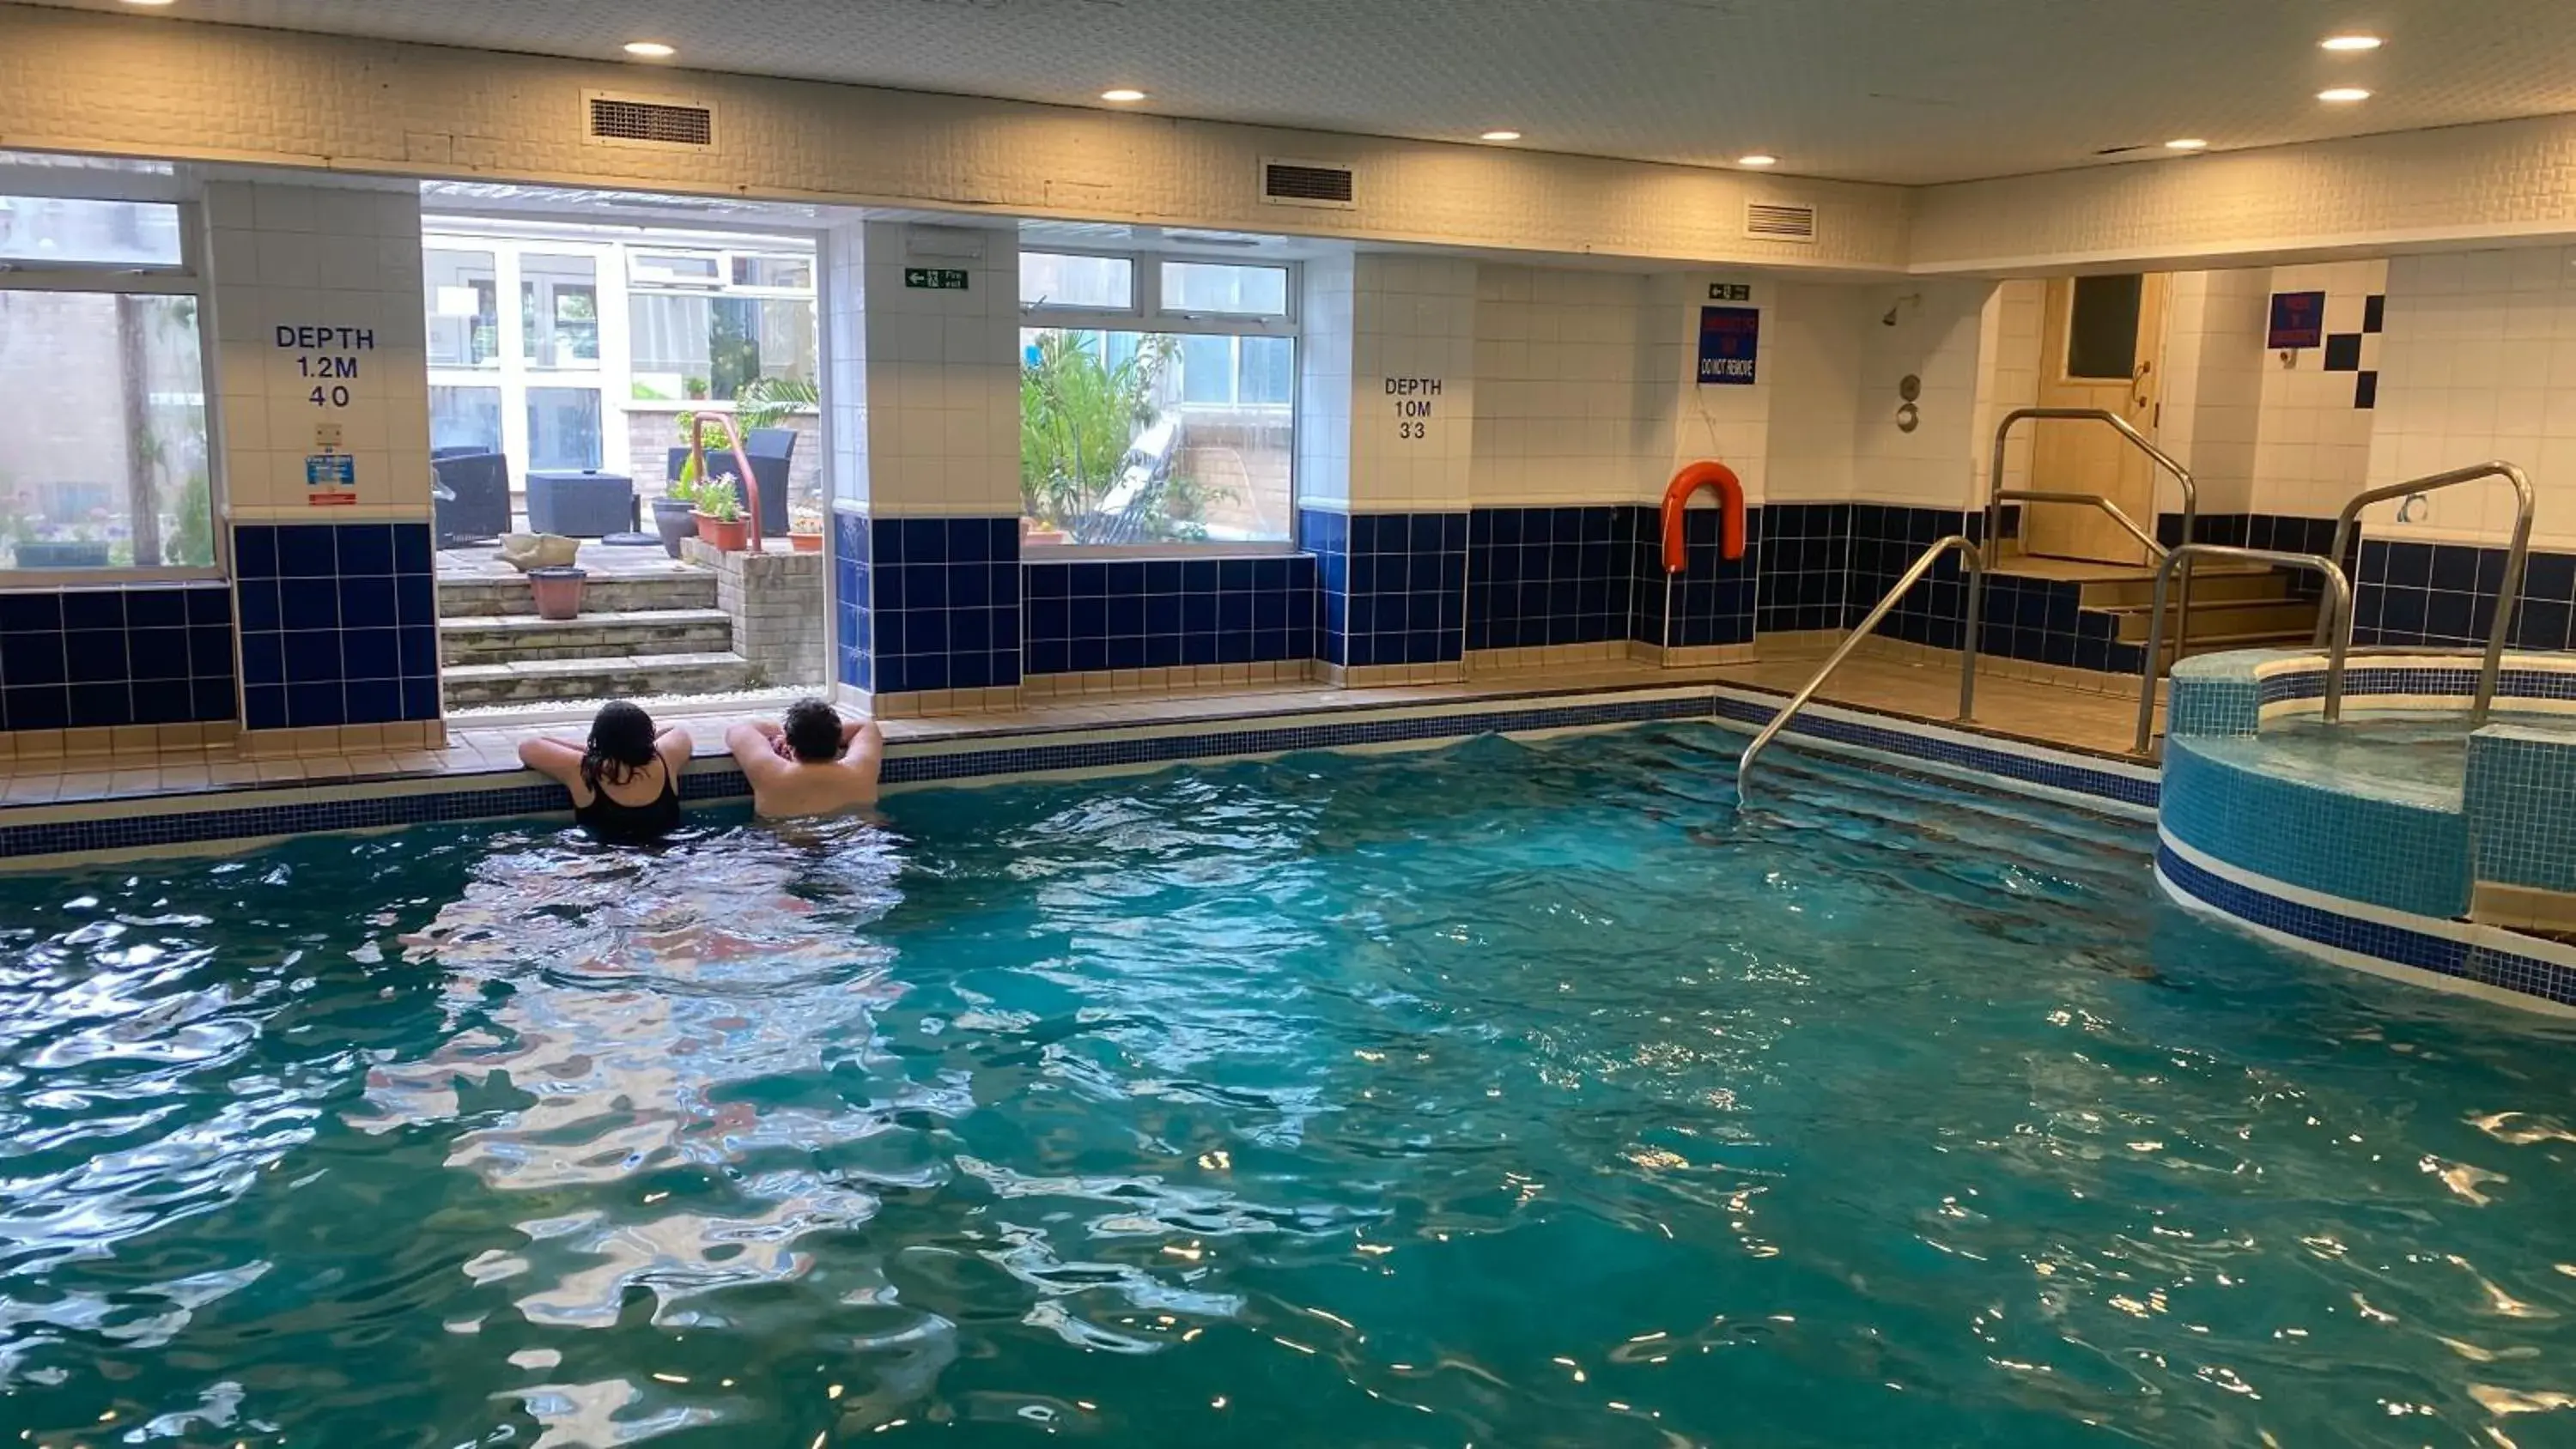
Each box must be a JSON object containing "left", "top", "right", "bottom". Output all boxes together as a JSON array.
[{"left": 3, "top": 724, "right": 2573, "bottom": 1446}]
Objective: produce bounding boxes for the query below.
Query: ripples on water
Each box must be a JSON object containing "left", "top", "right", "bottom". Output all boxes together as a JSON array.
[{"left": 1, "top": 724, "right": 2572, "bottom": 1446}]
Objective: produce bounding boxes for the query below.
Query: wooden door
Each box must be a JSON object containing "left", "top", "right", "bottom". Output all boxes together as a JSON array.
[{"left": 2026, "top": 273, "right": 2168, "bottom": 565}]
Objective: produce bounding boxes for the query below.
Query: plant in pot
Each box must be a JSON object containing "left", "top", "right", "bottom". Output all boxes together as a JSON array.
[
  {"left": 693, "top": 482, "right": 749, "bottom": 552},
  {"left": 651, "top": 476, "right": 701, "bottom": 559},
  {"left": 787, "top": 503, "right": 824, "bottom": 553},
  {"left": 526, "top": 564, "right": 588, "bottom": 621}
]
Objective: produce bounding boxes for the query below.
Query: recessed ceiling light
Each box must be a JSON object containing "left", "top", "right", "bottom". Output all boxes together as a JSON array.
[
  {"left": 2320, "top": 33, "right": 2384, "bottom": 51},
  {"left": 2166, "top": 137, "right": 2209, "bottom": 151},
  {"left": 1100, "top": 88, "right": 1149, "bottom": 103},
  {"left": 1479, "top": 130, "right": 1522, "bottom": 142},
  {"left": 622, "top": 40, "right": 676, "bottom": 57},
  {"left": 2318, "top": 87, "right": 2372, "bottom": 102},
  {"left": 1737, "top": 154, "right": 1779, "bottom": 167},
  {"left": 118, "top": 0, "right": 178, "bottom": 6}
]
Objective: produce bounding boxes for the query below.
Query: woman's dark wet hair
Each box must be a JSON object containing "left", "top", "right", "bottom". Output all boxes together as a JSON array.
[{"left": 580, "top": 700, "right": 659, "bottom": 791}]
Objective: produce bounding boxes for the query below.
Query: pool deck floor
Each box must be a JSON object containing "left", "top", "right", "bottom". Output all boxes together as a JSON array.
[{"left": 0, "top": 654, "right": 2160, "bottom": 809}]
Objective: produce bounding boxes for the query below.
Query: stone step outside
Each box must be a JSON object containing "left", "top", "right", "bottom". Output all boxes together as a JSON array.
[
  {"left": 437, "top": 571, "right": 718, "bottom": 618},
  {"left": 439, "top": 608, "right": 736, "bottom": 664},
  {"left": 440, "top": 651, "right": 759, "bottom": 706}
]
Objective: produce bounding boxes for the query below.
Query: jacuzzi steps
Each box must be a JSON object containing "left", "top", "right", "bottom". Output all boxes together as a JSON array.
[
  {"left": 435, "top": 566, "right": 755, "bottom": 708},
  {"left": 2002, "top": 558, "right": 2326, "bottom": 658}
]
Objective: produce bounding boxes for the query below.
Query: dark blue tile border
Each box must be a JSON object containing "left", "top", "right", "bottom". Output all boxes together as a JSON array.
[
  {"left": 2159, "top": 842, "right": 2576, "bottom": 1008},
  {"left": 0, "top": 686, "right": 2159, "bottom": 863},
  {"left": 1710, "top": 693, "right": 2159, "bottom": 809}
]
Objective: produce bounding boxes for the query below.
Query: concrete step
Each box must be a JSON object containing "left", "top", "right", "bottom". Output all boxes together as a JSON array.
[
  {"left": 440, "top": 608, "right": 735, "bottom": 665},
  {"left": 440, "top": 651, "right": 757, "bottom": 706},
  {"left": 2106, "top": 597, "right": 2321, "bottom": 643},
  {"left": 438, "top": 569, "right": 717, "bottom": 618}
]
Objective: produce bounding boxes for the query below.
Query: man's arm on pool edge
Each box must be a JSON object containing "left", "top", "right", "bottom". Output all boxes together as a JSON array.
[{"left": 841, "top": 719, "right": 884, "bottom": 804}]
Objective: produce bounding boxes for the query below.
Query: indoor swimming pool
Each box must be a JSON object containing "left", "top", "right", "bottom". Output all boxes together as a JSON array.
[{"left": 3, "top": 725, "right": 2572, "bottom": 1446}]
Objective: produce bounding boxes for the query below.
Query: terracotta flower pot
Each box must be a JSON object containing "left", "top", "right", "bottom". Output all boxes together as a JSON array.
[
  {"left": 788, "top": 530, "right": 823, "bottom": 553},
  {"left": 527, "top": 566, "right": 587, "bottom": 621},
  {"left": 695, "top": 510, "right": 749, "bottom": 552}
]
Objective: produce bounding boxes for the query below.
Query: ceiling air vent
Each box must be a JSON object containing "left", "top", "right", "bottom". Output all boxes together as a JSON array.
[
  {"left": 583, "top": 91, "right": 718, "bottom": 151},
  {"left": 1261, "top": 159, "right": 1357, "bottom": 210},
  {"left": 1744, "top": 201, "right": 1819, "bottom": 243}
]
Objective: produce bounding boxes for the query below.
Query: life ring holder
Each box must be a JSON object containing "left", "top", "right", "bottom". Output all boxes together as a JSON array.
[{"left": 1661, "top": 462, "right": 1746, "bottom": 573}]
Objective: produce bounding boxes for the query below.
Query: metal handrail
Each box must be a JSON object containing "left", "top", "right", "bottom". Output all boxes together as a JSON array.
[
  {"left": 1992, "top": 490, "right": 2167, "bottom": 564},
  {"left": 2312, "top": 461, "right": 2533, "bottom": 724},
  {"left": 1978, "top": 406, "right": 2200, "bottom": 681},
  {"left": 2134, "top": 545, "right": 2352, "bottom": 756},
  {"left": 1738, "top": 535, "right": 1986, "bottom": 798}
]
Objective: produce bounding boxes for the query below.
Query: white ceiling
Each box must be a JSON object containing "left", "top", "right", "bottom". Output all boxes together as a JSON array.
[{"left": 20, "top": 0, "right": 2576, "bottom": 185}]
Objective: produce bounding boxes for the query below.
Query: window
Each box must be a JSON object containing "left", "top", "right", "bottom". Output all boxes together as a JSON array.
[
  {"left": 426, "top": 224, "right": 822, "bottom": 525},
  {"left": 0, "top": 196, "right": 216, "bottom": 574},
  {"left": 1017, "top": 251, "right": 1297, "bottom": 549},
  {"left": 2066, "top": 274, "right": 2144, "bottom": 381}
]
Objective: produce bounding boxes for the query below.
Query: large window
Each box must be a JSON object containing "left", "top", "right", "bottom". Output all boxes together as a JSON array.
[
  {"left": 1019, "top": 252, "right": 1296, "bottom": 549},
  {"left": 0, "top": 195, "right": 216, "bottom": 575},
  {"left": 422, "top": 225, "right": 820, "bottom": 520}
]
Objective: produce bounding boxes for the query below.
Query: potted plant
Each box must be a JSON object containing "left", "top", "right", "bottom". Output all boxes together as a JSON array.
[
  {"left": 693, "top": 483, "right": 749, "bottom": 552},
  {"left": 651, "top": 477, "right": 700, "bottom": 558},
  {"left": 527, "top": 565, "right": 588, "bottom": 621},
  {"left": 787, "top": 504, "right": 824, "bottom": 553}
]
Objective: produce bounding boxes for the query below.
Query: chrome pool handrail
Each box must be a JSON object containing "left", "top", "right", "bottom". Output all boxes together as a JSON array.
[
  {"left": 1738, "top": 535, "right": 1985, "bottom": 799},
  {"left": 1989, "top": 490, "right": 2168, "bottom": 566},
  {"left": 1978, "top": 408, "right": 2200, "bottom": 678},
  {"left": 2134, "top": 544, "right": 2352, "bottom": 758},
  {"left": 2312, "top": 461, "right": 2533, "bottom": 724}
]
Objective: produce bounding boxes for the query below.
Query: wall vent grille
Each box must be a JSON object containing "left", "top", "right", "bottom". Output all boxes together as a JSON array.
[
  {"left": 1261, "top": 160, "right": 1357, "bottom": 209},
  {"left": 584, "top": 93, "right": 717, "bottom": 149},
  {"left": 1744, "top": 201, "right": 1819, "bottom": 243}
]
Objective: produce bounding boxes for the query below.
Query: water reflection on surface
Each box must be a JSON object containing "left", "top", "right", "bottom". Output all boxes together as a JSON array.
[{"left": 1, "top": 733, "right": 2573, "bottom": 1447}]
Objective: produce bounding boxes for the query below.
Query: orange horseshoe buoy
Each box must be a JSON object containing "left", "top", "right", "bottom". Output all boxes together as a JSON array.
[{"left": 1661, "top": 461, "right": 1745, "bottom": 573}]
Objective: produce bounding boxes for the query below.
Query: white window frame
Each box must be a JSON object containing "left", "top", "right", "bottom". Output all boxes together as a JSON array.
[
  {"left": 0, "top": 196, "right": 227, "bottom": 586},
  {"left": 423, "top": 232, "right": 629, "bottom": 488},
  {"left": 1018, "top": 248, "right": 1300, "bottom": 557}
]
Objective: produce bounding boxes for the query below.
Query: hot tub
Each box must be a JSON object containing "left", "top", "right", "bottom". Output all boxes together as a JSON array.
[{"left": 2155, "top": 649, "right": 2576, "bottom": 1012}]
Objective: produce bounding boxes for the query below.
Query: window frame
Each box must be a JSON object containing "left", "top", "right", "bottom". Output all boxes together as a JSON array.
[
  {"left": 1017, "top": 247, "right": 1301, "bottom": 557},
  {"left": 0, "top": 197, "right": 228, "bottom": 587}
]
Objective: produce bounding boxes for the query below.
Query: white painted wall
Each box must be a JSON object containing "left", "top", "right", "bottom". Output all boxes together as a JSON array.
[
  {"left": 2370, "top": 246, "right": 2576, "bottom": 548},
  {"left": 1345, "top": 256, "right": 1477, "bottom": 512}
]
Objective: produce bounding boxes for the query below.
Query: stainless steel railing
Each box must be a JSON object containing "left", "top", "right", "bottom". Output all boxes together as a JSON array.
[
  {"left": 2312, "top": 461, "right": 2534, "bottom": 724},
  {"left": 1978, "top": 407, "right": 2200, "bottom": 676},
  {"left": 1738, "top": 535, "right": 1985, "bottom": 798},
  {"left": 2133, "top": 545, "right": 2352, "bottom": 757}
]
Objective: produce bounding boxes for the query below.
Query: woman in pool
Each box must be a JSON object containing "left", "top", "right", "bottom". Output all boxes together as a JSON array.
[{"left": 516, "top": 700, "right": 693, "bottom": 842}]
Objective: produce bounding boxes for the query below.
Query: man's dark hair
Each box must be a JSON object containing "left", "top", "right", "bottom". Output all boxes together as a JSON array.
[{"left": 781, "top": 697, "right": 844, "bottom": 763}]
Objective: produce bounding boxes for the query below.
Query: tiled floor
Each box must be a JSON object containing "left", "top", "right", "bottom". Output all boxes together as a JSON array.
[{"left": 0, "top": 653, "right": 2158, "bottom": 809}]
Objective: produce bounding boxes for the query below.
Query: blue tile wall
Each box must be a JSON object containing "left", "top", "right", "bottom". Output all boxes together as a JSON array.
[
  {"left": 1024, "top": 555, "right": 1316, "bottom": 676},
  {"left": 2353, "top": 538, "right": 2576, "bottom": 653},
  {"left": 866, "top": 516, "right": 1021, "bottom": 694},
  {"left": 1307, "top": 509, "right": 1467, "bottom": 668},
  {"left": 1636, "top": 502, "right": 1759, "bottom": 650},
  {"left": 1467, "top": 506, "right": 1640, "bottom": 651},
  {"left": 234, "top": 522, "right": 439, "bottom": 730},
  {"left": 1841, "top": 504, "right": 2148, "bottom": 673},
  {"left": 2162, "top": 736, "right": 2473, "bottom": 919},
  {"left": 1753, "top": 502, "right": 1844, "bottom": 635},
  {"left": 833, "top": 510, "right": 872, "bottom": 693},
  {"left": 2465, "top": 727, "right": 2576, "bottom": 894},
  {"left": 0, "top": 584, "right": 235, "bottom": 731}
]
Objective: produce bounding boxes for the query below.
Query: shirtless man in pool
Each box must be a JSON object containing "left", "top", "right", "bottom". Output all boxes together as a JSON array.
[{"left": 724, "top": 697, "right": 884, "bottom": 818}]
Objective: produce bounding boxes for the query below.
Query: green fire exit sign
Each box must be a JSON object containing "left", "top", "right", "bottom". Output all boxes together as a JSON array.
[{"left": 903, "top": 268, "right": 969, "bottom": 290}]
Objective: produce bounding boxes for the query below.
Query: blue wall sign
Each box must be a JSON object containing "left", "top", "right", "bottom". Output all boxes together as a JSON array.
[
  {"left": 2269, "top": 290, "right": 2326, "bottom": 349},
  {"left": 1698, "top": 306, "right": 1759, "bottom": 385},
  {"left": 304, "top": 452, "right": 356, "bottom": 506}
]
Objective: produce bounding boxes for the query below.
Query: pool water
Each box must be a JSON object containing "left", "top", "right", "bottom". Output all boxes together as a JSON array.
[{"left": 3, "top": 724, "right": 2573, "bottom": 1446}]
